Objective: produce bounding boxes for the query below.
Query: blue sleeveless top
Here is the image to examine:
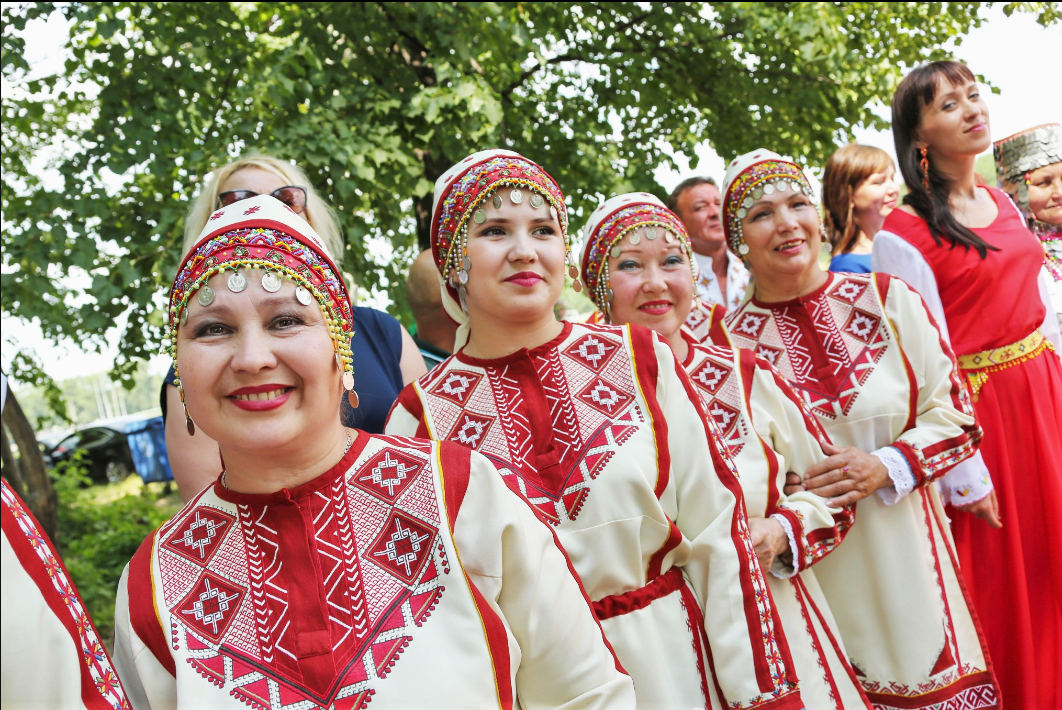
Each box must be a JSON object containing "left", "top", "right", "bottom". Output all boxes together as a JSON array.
[
  {"left": 162, "top": 306, "right": 405, "bottom": 435},
  {"left": 829, "top": 252, "right": 873, "bottom": 274}
]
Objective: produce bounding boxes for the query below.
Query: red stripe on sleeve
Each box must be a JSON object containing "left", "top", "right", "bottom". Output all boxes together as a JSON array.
[
  {"left": 387, "top": 383, "right": 430, "bottom": 438},
  {"left": 128, "top": 533, "right": 176, "bottom": 677}
]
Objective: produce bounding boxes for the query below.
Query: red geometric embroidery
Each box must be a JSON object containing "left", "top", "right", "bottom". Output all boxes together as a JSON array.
[
  {"left": 429, "top": 369, "right": 482, "bottom": 406},
  {"left": 446, "top": 411, "right": 494, "bottom": 449},
  {"left": 242, "top": 205, "right": 261, "bottom": 215},
  {"left": 352, "top": 448, "right": 423, "bottom": 502},
  {"left": 689, "top": 357, "right": 733, "bottom": 395},
  {"left": 733, "top": 312, "right": 768, "bottom": 339},
  {"left": 704, "top": 398, "right": 741, "bottom": 438},
  {"left": 208, "top": 210, "right": 225, "bottom": 221},
  {"left": 756, "top": 344, "right": 784, "bottom": 365},
  {"left": 829, "top": 278, "right": 867, "bottom": 304},
  {"left": 563, "top": 333, "right": 620, "bottom": 372},
  {"left": 161, "top": 507, "right": 234, "bottom": 565},
  {"left": 175, "top": 571, "right": 244, "bottom": 643},
  {"left": 843, "top": 308, "right": 881, "bottom": 344},
  {"left": 366, "top": 511, "right": 436, "bottom": 585},
  {"left": 577, "top": 377, "right": 634, "bottom": 416}
]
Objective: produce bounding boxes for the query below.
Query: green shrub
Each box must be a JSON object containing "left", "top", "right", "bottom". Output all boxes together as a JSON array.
[{"left": 51, "top": 455, "right": 181, "bottom": 648}]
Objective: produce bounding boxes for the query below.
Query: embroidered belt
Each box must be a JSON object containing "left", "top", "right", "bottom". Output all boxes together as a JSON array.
[
  {"left": 957, "top": 329, "right": 1054, "bottom": 397},
  {"left": 592, "top": 566, "right": 686, "bottom": 620}
]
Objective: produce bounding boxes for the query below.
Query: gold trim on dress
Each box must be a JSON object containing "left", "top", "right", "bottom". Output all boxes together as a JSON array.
[{"left": 958, "top": 329, "right": 1053, "bottom": 398}]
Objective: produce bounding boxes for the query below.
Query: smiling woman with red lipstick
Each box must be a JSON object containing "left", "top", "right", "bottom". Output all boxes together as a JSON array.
[
  {"left": 721, "top": 149, "right": 997, "bottom": 708},
  {"left": 388, "top": 151, "right": 807, "bottom": 709},
  {"left": 112, "top": 194, "right": 635, "bottom": 709},
  {"left": 874, "top": 62, "right": 1062, "bottom": 710},
  {"left": 581, "top": 192, "right": 871, "bottom": 708}
]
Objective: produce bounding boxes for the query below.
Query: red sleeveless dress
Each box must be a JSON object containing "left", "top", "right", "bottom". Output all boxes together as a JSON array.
[{"left": 880, "top": 188, "right": 1062, "bottom": 710}]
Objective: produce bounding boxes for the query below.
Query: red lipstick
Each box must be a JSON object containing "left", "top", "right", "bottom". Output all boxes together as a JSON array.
[
  {"left": 227, "top": 384, "right": 293, "bottom": 411},
  {"left": 505, "top": 271, "right": 544, "bottom": 287}
]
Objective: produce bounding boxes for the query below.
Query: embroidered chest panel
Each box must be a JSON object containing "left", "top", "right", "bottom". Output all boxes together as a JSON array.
[
  {"left": 726, "top": 275, "right": 891, "bottom": 420},
  {"left": 685, "top": 345, "right": 750, "bottom": 458},
  {"left": 155, "top": 439, "right": 447, "bottom": 710},
  {"left": 419, "top": 325, "right": 643, "bottom": 524},
  {"left": 682, "top": 299, "right": 719, "bottom": 344}
]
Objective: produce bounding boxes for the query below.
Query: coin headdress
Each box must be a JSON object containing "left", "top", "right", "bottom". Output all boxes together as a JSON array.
[{"left": 721, "top": 149, "right": 815, "bottom": 256}]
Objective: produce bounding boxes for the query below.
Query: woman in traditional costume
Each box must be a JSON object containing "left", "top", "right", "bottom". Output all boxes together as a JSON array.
[
  {"left": 721, "top": 148, "right": 998, "bottom": 709},
  {"left": 873, "top": 62, "right": 1062, "bottom": 710},
  {"left": 993, "top": 123, "right": 1062, "bottom": 325},
  {"left": 112, "top": 194, "right": 635, "bottom": 709},
  {"left": 386, "top": 150, "right": 805, "bottom": 709},
  {"left": 579, "top": 192, "right": 870, "bottom": 709}
]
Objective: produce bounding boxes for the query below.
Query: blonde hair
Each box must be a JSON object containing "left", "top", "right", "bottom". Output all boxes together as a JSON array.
[
  {"left": 182, "top": 154, "right": 344, "bottom": 264},
  {"left": 821, "top": 143, "right": 893, "bottom": 255}
]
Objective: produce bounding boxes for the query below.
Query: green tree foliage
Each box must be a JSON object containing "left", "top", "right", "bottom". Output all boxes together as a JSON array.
[{"left": 3, "top": 2, "right": 1059, "bottom": 384}]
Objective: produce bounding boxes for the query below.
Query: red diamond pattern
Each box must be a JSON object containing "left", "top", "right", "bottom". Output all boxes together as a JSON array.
[
  {"left": 577, "top": 377, "right": 634, "bottom": 417},
  {"left": 689, "top": 357, "right": 733, "bottom": 395},
  {"left": 829, "top": 278, "right": 868, "bottom": 304},
  {"left": 161, "top": 507, "right": 235, "bottom": 566},
  {"left": 733, "top": 312, "right": 769, "bottom": 338},
  {"left": 429, "top": 370, "right": 482, "bottom": 406},
  {"left": 446, "top": 412, "right": 494, "bottom": 449},
  {"left": 175, "top": 571, "right": 244, "bottom": 643},
  {"left": 705, "top": 398, "right": 741, "bottom": 437},
  {"left": 366, "top": 511, "right": 436, "bottom": 585},
  {"left": 756, "top": 344, "right": 784, "bottom": 366},
  {"left": 351, "top": 448, "right": 423, "bottom": 503},
  {"left": 563, "top": 333, "right": 620, "bottom": 372},
  {"left": 843, "top": 308, "right": 881, "bottom": 343}
]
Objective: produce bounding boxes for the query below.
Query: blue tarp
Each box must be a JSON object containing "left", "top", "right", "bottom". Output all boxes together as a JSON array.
[{"left": 108, "top": 415, "right": 173, "bottom": 483}]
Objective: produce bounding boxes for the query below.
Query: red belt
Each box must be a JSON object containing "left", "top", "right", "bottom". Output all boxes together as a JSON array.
[{"left": 592, "top": 566, "right": 686, "bottom": 620}]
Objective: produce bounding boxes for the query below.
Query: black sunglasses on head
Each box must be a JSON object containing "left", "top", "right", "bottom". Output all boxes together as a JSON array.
[{"left": 218, "top": 185, "right": 307, "bottom": 213}]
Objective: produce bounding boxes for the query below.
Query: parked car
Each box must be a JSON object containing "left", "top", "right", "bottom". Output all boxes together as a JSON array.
[{"left": 45, "top": 426, "right": 136, "bottom": 485}]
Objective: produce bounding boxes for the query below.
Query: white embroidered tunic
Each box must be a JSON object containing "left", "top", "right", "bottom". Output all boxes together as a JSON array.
[
  {"left": 725, "top": 271, "right": 996, "bottom": 709},
  {"left": 387, "top": 321, "right": 805, "bottom": 710},
  {"left": 112, "top": 434, "right": 635, "bottom": 710},
  {"left": 683, "top": 339, "right": 868, "bottom": 709}
]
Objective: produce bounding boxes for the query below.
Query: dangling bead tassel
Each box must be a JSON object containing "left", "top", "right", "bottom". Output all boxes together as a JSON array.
[
  {"left": 568, "top": 264, "right": 583, "bottom": 293},
  {"left": 920, "top": 147, "right": 930, "bottom": 190},
  {"left": 184, "top": 405, "right": 195, "bottom": 436}
]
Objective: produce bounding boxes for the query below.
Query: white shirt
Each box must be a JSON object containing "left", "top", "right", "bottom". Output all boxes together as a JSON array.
[{"left": 694, "top": 250, "right": 750, "bottom": 311}]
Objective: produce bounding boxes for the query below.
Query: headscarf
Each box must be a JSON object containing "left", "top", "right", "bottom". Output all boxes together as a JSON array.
[
  {"left": 430, "top": 149, "right": 570, "bottom": 348},
  {"left": 721, "top": 149, "right": 815, "bottom": 255},
  {"left": 578, "top": 193, "right": 695, "bottom": 319},
  {"left": 994, "top": 123, "right": 1062, "bottom": 240},
  {"left": 167, "top": 194, "right": 354, "bottom": 408}
]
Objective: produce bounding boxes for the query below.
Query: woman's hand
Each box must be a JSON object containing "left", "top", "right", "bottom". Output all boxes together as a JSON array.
[
  {"left": 953, "top": 489, "right": 1002, "bottom": 529},
  {"left": 783, "top": 472, "right": 805, "bottom": 496},
  {"left": 748, "top": 517, "right": 790, "bottom": 572},
  {"left": 801, "top": 443, "right": 892, "bottom": 507}
]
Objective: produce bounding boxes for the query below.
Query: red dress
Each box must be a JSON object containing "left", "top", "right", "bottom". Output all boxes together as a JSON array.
[{"left": 877, "top": 188, "right": 1062, "bottom": 710}]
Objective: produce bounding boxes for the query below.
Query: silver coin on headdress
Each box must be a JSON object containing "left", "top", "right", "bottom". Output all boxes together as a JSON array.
[
  {"left": 227, "top": 270, "right": 247, "bottom": 293},
  {"left": 295, "top": 286, "right": 313, "bottom": 306},
  {"left": 197, "top": 285, "right": 215, "bottom": 307},
  {"left": 473, "top": 209, "right": 487, "bottom": 224},
  {"left": 180, "top": 307, "right": 189, "bottom": 326},
  {"left": 763, "top": 183, "right": 775, "bottom": 195},
  {"left": 664, "top": 231, "right": 675, "bottom": 243},
  {"left": 738, "top": 243, "right": 750, "bottom": 255},
  {"left": 628, "top": 232, "right": 641, "bottom": 245},
  {"left": 510, "top": 188, "right": 524, "bottom": 204},
  {"left": 646, "top": 227, "right": 658, "bottom": 240},
  {"left": 462, "top": 256, "right": 472, "bottom": 271},
  {"left": 261, "top": 271, "right": 282, "bottom": 293},
  {"left": 530, "top": 193, "right": 544, "bottom": 208},
  {"left": 610, "top": 245, "right": 622, "bottom": 258},
  {"left": 492, "top": 193, "right": 503, "bottom": 209},
  {"left": 549, "top": 205, "right": 558, "bottom": 221},
  {"left": 776, "top": 181, "right": 789, "bottom": 192},
  {"left": 458, "top": 269, "right": 469, "bottom": 285},
  {"left": 737, "top": 208, "right": 747, "bottom": 219}
]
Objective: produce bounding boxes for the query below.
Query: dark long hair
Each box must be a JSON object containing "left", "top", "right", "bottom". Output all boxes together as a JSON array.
[{"left": 891, "top": 60, "right": 998, "bottom": 258}]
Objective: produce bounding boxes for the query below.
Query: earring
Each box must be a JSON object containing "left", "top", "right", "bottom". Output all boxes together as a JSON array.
[
  {"left": 566, "top": 248, "right": 584, "bottom": 293},
  {"left": 336, "top": 352, "right": 359, "bottom": 408},
  {"left": 919, "top": 147, "right": 930, "bottom": 190},
  {"left": 179, "top": 389, "right": 195, "bottom": 436}
]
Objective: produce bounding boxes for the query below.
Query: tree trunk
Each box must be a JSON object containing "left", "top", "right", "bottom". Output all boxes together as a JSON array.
[
  {"left": 1, "top": 421, "right": 28, "bottom": 500},
  {"left": 1, "top": 389, "right": 58, "bottom": 542}
]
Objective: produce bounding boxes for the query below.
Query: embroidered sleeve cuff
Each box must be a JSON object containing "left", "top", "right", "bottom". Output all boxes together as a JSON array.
[
  {"left": 874, "top": 446, "right": 916, "bottom": 506},
  {"left": 937, "top": 453, "right": 994, "bottom": 506},
  {"left": 769, "top": 513, "right": 799, "bottom": 580}
]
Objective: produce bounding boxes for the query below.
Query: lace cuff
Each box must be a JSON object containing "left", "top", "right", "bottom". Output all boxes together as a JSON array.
[
  {"left": 874, "top": 446, "right": 916, "bottom": 506},
  {"left": 768, "top": 513, "right": 799, "bottom": 580},
  {"left": 937, "top": 453, "right": 994, "bottom": 506}
]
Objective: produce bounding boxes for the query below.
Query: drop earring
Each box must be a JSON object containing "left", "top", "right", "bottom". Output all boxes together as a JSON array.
[
  {"left": 919, "top": 147, "right": 930, "bottom": 190},
  {"left": 566, "top": 247, "right": 583, "bottom": 293}
]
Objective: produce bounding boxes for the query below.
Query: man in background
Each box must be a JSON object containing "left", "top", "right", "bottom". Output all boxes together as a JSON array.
[
  {"left": 668, "top": 177, "right": 749, "bottom": 311},
  {"left": 406, "top": 249, "right": 458, "bottom": 368}
]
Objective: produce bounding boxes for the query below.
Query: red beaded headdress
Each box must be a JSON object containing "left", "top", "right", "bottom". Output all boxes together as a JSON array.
[{"left": 721, "top": 149, "right": 814, "bottom": 255}]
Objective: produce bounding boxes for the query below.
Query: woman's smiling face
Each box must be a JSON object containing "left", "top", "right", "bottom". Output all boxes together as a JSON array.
[
  {"left": 462, "top": 186, "right": 567, "bottom": 325},
  {"left": 606, "top": 227, "right": 694, "bottom": 341},
  {"left": 176, "top": 270, "right": 342, "bottom": 455},
  {"left": 740, "top": 188, "right": 823, "bottom": 284}
]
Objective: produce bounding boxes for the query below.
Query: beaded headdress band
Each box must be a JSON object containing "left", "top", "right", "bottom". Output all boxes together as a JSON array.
[
  {"left": 994, "top": 123, "right": 1061, "bottom": 237},
  {"left": 722, "top": 150, "right": 814, "bottom": 255},
  {"left": 431, "top": 150, "right": 573, "bottom": 298},
  {"left": 579, "top": 193, "right": 695, "bottom": 318},
  {"left": 167, "top": 195, "right": 354, "bottom": 431}
]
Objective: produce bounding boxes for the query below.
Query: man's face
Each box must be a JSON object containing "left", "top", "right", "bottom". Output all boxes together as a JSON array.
[{"left": 675, "top": 182, "right": 725, "bottom": 256}]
